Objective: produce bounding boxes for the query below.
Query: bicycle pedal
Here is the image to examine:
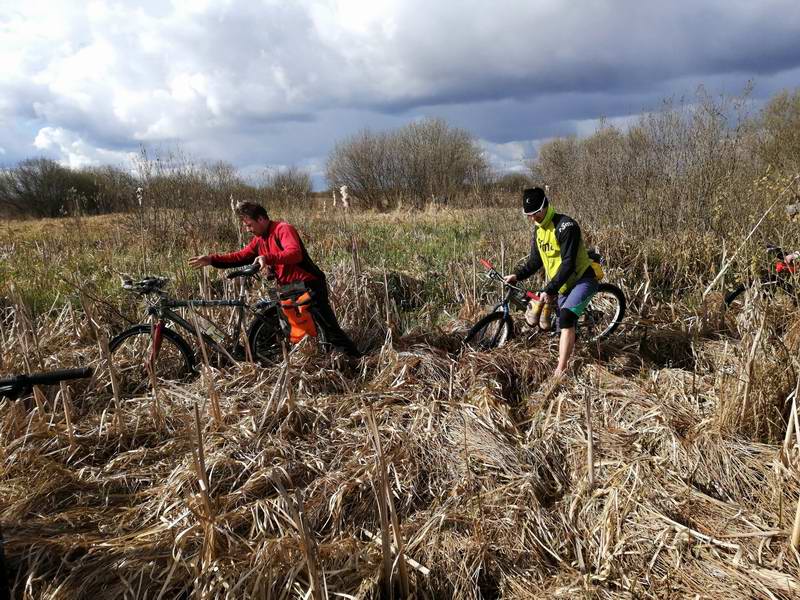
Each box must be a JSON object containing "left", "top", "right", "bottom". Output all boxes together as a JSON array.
[{"left": 230, "top": 345, "right": 247, "bottom": 361}]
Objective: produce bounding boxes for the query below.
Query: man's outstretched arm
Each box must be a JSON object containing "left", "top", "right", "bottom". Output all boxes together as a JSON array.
[{"left": 189, "top": 238, "right": 259, "bottom": 269}]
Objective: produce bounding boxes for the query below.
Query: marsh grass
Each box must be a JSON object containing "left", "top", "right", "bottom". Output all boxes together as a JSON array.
[{"left": 3, "top": 144, "right": 800, "bottom": 598}]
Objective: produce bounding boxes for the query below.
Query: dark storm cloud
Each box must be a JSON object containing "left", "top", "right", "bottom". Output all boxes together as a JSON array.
[
  {"left": 0, "top": 0, "right": 798, "bottom": 176},
  {"left": 364, "top": 0, "right": 800, "bottom": 113}
]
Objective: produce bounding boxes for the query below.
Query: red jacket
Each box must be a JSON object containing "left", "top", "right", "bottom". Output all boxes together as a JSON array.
[{"left": 209, "top": 221, "right": 324, "bottom": 285}]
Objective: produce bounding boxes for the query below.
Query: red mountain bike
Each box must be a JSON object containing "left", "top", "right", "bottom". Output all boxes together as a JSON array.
[{"left": 110, "top": 264, "right": 325, "bottom": 393}]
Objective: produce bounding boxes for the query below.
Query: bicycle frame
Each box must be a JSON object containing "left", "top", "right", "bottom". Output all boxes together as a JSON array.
[
  {"left": 481, "top": 259, "right": 537, "bottom": 317},
  {"left": 143, "top": 296, "right": 251, "bottom": 358},
  {"left": 133, "top": 279, "right": 317, "bottom": 364}
]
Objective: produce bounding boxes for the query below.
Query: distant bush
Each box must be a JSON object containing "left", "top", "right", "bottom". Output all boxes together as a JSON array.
[
  {"left": 756, "top": 89, "right": 800, "bottom": 176},
  {"left": 0, "top": 158, "right": 100, "bottom": 218},
  {"left": 530, "top": 88, "right": 772, "bottom": 237},
  {"left": 4, "top": 87, "right": 799, "bottom": 226},
  {"left": 262, "top": 166, "right": 313, "bottom": 205},
  {"left": 83, "top": 165, "right": 139, "bottom": 213},
  {"left": 326, "top": 118, "right": 490, "bottom": 209},
  {"left": 0, "top": 160, "right": 145, "bottom": 218},
  {"left": 492, "top": 172, "right": 533, "bottom": 194}
]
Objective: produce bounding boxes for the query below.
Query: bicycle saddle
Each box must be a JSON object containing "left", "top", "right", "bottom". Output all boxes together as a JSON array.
[{"left": 766, "top": 244, "right": 786, "bottom": 259}]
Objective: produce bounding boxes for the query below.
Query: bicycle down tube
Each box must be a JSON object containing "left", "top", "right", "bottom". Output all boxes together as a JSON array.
[{"left": 147, "top": 298, "right": 248, "bottom": 356}]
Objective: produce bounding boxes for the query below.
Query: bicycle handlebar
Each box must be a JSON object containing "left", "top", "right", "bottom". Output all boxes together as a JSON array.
[
  {"left": 122, "top": 276, "right": 169, "bottom": 294},
  {"left": 226, "top": 264, "right": 261, "bottom": 279},
  {"left": 478, "top": 257, "right": 537, "bottom": 296},
  {"left": 0, "top": 367, "right": 93, "bottom": 399}
]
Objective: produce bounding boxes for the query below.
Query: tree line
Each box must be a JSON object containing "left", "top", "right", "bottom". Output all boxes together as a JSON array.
[{"left": 2, "top": 88, "right": 798, "bottom": 219}]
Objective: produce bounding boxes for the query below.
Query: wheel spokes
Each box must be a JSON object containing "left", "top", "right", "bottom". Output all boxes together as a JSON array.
[{"left": 112, "top": 333, "right": 191, "bottom": 394}]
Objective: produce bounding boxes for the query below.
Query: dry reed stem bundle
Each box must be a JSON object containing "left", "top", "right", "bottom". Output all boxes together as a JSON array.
[{"left": 3, "top": 276, "right": 800, "bottom": 599}]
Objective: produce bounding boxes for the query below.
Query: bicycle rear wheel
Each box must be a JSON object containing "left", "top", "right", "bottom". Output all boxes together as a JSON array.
[
  {"left": 464, "top": 312, "right": 514, "bottom": 350},
  {"left": 579, "top": 283, "right": 626, "bottom": 342},
  {"left": 109, "top": 325, "right": 196, "bottom": 395},
  {"left": 248, "top": 310, "right": 284, "bottom": 364}
]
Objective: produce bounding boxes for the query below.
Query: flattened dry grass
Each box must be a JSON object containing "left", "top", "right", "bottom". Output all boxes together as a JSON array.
[{"left": 3, "top": 252, "right": 800, "bottom": 600}]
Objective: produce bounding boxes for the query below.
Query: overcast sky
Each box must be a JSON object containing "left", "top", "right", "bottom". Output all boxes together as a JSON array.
[{"left": 2, "top": 0, "right": 800, "bottom": 187}]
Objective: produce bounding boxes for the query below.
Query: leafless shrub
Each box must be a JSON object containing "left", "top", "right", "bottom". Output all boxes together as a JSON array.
[
  {"left": 81, "top": 165, "right": 138, "bottom": 213},
  {"left": 756, "top": 89, "right": 800, "bottom": 177},
  {"left": 531, "top": 87, "right": 768, "bottom": 238},
  {"left": 326, "top": 118, "right": 489, "bottom": 209},
  {"left": 0, "top": 158, "right": 100, "bottom": 218},
  {"left": 262, "top": 166, "right": 313, "bottom": 206}
]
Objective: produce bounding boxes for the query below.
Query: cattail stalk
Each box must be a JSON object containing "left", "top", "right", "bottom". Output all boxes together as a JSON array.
[{"left": 190, "top": 310, "right": 223, "bottom": 426}]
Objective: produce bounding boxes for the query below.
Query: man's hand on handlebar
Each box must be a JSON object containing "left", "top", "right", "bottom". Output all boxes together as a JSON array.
[
  {"left": 254, "top": 256, "right": 276, "bottom": 279},
  {"left": 188, "top": 255, "right": 212, "bottom": 268},
  {"left": 504, "top": 274, "right": 518, "bottom": 284}
]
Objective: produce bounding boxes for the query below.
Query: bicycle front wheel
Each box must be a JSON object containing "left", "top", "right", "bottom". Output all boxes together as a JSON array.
[
  {"left": 724, "top": 275, "right": 796, "bottom": 310},
  {"left": 464, "top": 311, "right": 513, "bottom": 350},
  {"left": 580, "top": 283, "right": 626, "bottom": 342},
  {"left": 109, "top": 325, "right": 196, "bottom": 395}
]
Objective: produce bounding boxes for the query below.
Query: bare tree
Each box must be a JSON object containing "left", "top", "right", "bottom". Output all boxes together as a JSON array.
[
  {"left": 0, "top": 158, "right": 100, "bottom": 218},
  {"left": 326, "top": 118, "right": 489, "bottom": 209}
]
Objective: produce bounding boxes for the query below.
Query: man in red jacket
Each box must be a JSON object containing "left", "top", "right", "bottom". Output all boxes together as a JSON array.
[{"left": 189, "top": 201, "right": 361, "bottom": 357}]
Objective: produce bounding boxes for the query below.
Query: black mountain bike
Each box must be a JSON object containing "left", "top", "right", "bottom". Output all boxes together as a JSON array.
[
  {"left": 724, "top": 244, "right": 799, "bottom": 308},
  {"left": 465, "top": 258, "right": 626, "bottom": 350},
  {"left": 110, "top": 265, "right": 325, "bottom": 394}
]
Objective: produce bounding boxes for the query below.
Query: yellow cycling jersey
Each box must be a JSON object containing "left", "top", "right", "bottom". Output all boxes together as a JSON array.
[{"left": 535, "top": 205, "right": 593, "bottom": 294}]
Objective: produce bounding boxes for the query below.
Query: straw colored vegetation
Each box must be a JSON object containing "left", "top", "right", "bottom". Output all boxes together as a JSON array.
[{"left": 3, "top": 197, "right": 800, "bottom": 599}]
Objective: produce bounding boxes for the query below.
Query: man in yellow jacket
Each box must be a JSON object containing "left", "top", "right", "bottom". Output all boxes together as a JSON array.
[{"left": 504, "top": 187, "right": 598, "bottom": 379}]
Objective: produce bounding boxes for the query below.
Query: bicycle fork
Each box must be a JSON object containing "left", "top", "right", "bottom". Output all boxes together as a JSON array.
[{"left": 148, "top": 320, "right": 165, "bottom": 370}]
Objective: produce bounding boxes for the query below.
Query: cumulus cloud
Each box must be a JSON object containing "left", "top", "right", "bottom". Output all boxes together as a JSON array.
[
  {"left": 33, "top": 126, "right": 137, "bottom": 169},
  {"left": 0, "top": 0, "right": 798, "bottom": 179}
]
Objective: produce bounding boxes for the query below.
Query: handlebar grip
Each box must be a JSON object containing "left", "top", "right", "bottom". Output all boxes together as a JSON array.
[
  {"left": 283, "top": 298, "right": 313, "bottom": 308},
  {"left": 479, "top": 258, "right": 494, "bottom": 270},
  {"left": 23, "top": 367, "right": 93, "bottom": 386}
]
